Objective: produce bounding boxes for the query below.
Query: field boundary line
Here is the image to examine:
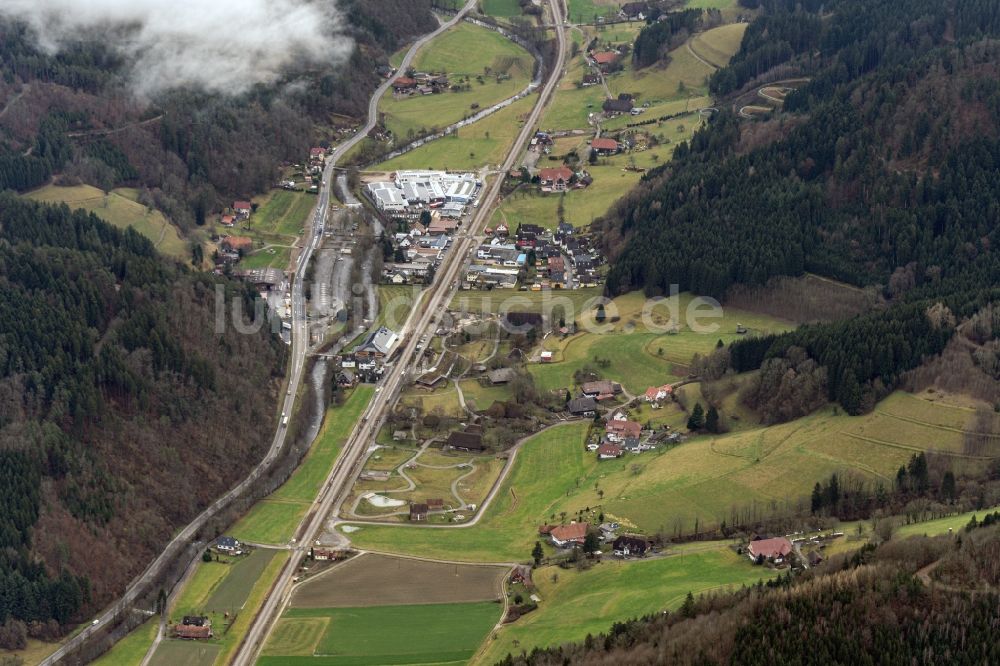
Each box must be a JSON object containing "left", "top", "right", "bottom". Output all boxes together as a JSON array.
[
  {"left": 875, "top": 409, "right": 1000, "bottom": 439},
  {"left": 841, "top": 431, "right": 994, "bottom": 460},
  {"left": 359, "top": 549, "right": 518, "bottom": 569}
]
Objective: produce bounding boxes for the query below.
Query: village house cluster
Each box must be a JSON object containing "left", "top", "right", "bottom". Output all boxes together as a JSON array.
[
  {"left": 334, "top": 325, "right": 401, "bottom": 387},
  {"left": 366, "top": 170, "right": 482, "bottom": 286},
  {"left": 467, "top": 220, "right": 604, "bottom": 290},
  {"left": 391, "top": 71, "right": 450, "bottom": 98}
]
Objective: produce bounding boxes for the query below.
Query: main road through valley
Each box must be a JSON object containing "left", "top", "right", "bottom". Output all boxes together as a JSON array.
[{"left": 230, "top": 0, "right": 567, "bottom": 663}]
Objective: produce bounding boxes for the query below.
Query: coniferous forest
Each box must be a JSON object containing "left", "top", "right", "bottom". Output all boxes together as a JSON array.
[
  {"left": 0, "top": 195, "right": 285, "bottom": 637},
  {"left": 599, "top": 0, "right": 1000, "bottom": 414}
]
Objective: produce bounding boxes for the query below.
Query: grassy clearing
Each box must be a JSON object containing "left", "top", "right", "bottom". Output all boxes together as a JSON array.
[
  {"left": 476, "top": 548, "right": 768, "bottom": 665},
  {"left": 379, "top": 22, "right": 533, "bottom": 141},
  {"left": 231, "top": 386, "right": 375, "bottom": 544},
  {"left": 375, "top": 285, "right": 421, "bottom": 331},
  {"left": 229, "top": 500, "right": 308, "bottom": 546},
  {"left": 376, "top": 94, "right": 535, "bottom": 171},
  {"left": 526, "top": 290, "right": 792, "bottom": 394},
  {"left": 253, "top": 190, "right": 317, "bottom": 237},
  {"left": 483, "top": 0, "right": 523, "bottom": 18},
  {"left": 90, "top": 618, "right": 158, "bottom": 666},
  {"left": 541, "top": 52, "right": 605, "bottom": 130},
  {"left": 399, "top": 384, "right": 465, "bottom": 418},
  {"left": 273, "top": 386, "right": 376, "bottom": 503},
  {"left": 458, "top": 379, "right": 512, "bottom": 410},
  {"left": 260, "top": 602, "right": 501, "bottom": 666},
  {"left": 686, "top": 0, "right": 738, "bottom": 9},
  {"left": 895, "top": 507, "right": 1000, "bottom": 539},
  {"left": 451, "top": 286, "right": 603, "bottom": 314},
  {"left": 689, "top": 23, "right": 748, "bottom": 69},
  {"left": 237, "top": 244, "right": 293, "bottom": 271},
  {"left": 567, "top": 0, "right": 621, "bottom": 23},
  {"left": 25, "top": 184, "right": 187, "bottom": 260},
  {"left": 607, "top": 40, "right": 715, "bottom": 103},
  {"left": 347, "top": 392, "right": 983, "bottom": 560}
]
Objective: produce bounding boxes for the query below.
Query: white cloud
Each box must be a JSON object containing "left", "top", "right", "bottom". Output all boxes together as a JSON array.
[{"left": 0, "top": 0, "right": 354, "bottom": 96}]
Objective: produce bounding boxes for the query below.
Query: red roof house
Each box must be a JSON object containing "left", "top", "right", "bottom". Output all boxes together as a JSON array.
[
  {"left": 644, "top": 385, "right": 673, "bottom": 402},
  {"left": 606, "top": 420, "right": 641, "bottom": 441},
  {"left": 597, "top": 442, "right": 622, "bottom": 459},
  {"left": 310, "top": 147, "right": 325, "bottom": 157},
  {"left": 592, "top": 51, "right": 618, "bottom": 66},
  {"left": 748, "top": 537, "right": 793, "bottom": 561},
  {"left": 393, "top": 76, "right": 417, "bottom": 90},
  {"left": 538, "top": 166, "right": 575, "bottom": 189},
  {"left": 591, "top": 137, "right": 620, "bottom": 154},
  {"left": 549, "top": 522, "right": 589, "bottom": 547},
  {"left": 173, "top": 623, "right": 212, "bottom": 640},
  {"left": 222, "top": 236, "right": 253, "bottom": 253}
]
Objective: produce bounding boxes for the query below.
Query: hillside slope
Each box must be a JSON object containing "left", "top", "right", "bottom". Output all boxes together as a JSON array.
[
  {"left": 497, "top": 527, "right": 1000, "bottom": 665},
  {"left": 0, "top": 195, "right": 285, "bottom": 638},
  {"left": 0, "top": 0, "right": 440, "bottom": 228},
  {"left": 595, "top": 0, "right": 1000, "bottom": 413}
]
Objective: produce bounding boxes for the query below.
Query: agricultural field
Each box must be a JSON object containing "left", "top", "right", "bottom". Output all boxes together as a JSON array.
[
  {"left": 147, "top": 547, "right": 289, "bottom": 666},
  {"left": 25, "top": 184, "right": 188, "bottom": 260},
  {"left": 378, "top": 22, "right": 533, "bottom": 141},
  {"left": 482, "top": 0, "right": 523, "bottom": 18},
  {"left": 476, "top": 547, "right": 769, "bottom": 665},
  {"left": 290, "top": 553, "right": 506, "bottom": 607},
  {"left": 148, "top": 640, "right": 220, "bottom": 666},
  {"left": 345, "top": 391, "right": 986, "bottom": 561},
  {"left": 376, "top": 94, "right": 535, "bottom": 171},
  {"left": 251, "top": 190, "right": 317, "bottom": 237},
  {"left": 531, "top": 330, "right": 683, "bottom": 394},
  {"left": 231, "top": 386, "right": 374, "bottom": 544},
  {"left": 260, "top": 602, "right": 500, "bottom": 666},
  {"left": 90, "top": 618, "right": 158, "bottom": 666},
  {"left": 260, "top": 554, "right": 506, "bottom": 665}
]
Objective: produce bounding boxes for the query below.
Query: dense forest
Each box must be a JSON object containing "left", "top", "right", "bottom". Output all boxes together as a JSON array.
[
  {"left": 497, "top": 527, "right": 1000, "bottom": 665},
  {"left": 0, "top": 0, "right": 439, "bottom": 228},
  {"left": 598, "top": 0, "right": 1000, "bottom": 413},
  {"left": 0, "top": 195, "right": 285, "bottom": 638}
]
